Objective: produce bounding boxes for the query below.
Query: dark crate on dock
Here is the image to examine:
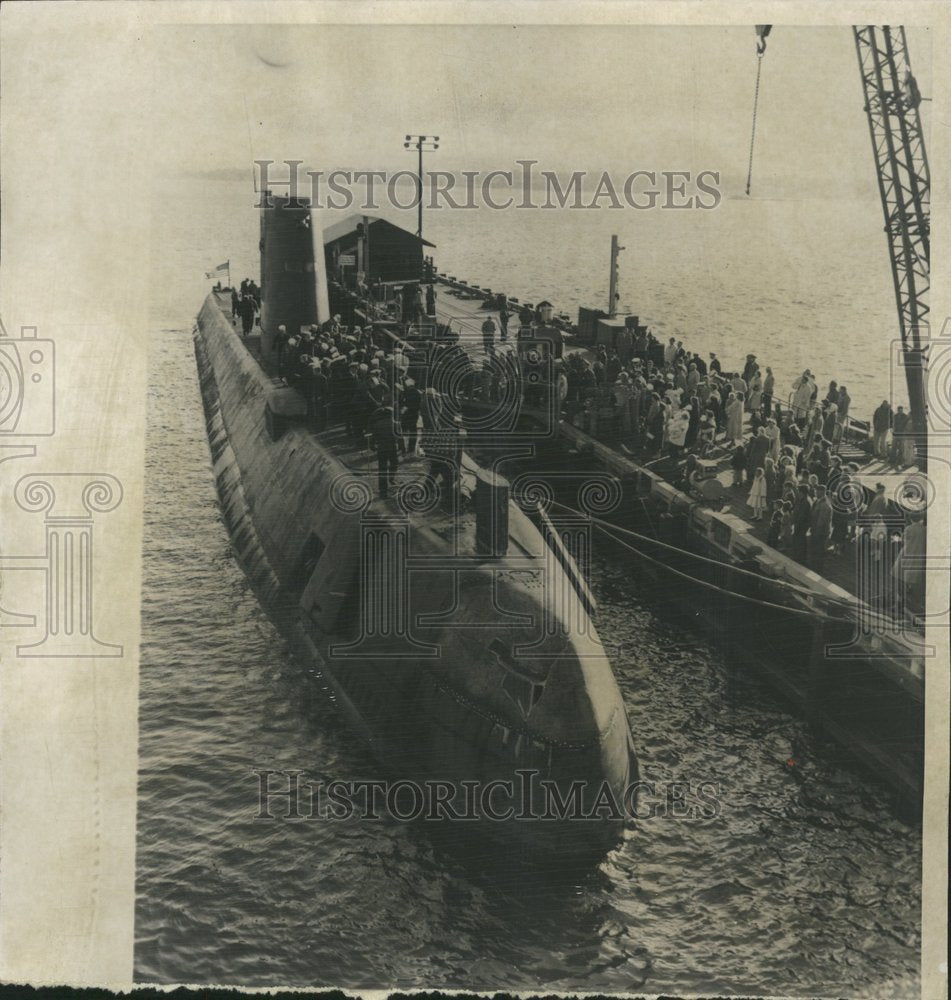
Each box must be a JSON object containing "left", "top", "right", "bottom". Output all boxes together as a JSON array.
[
  {"left": 577, "top": 306, "right": 607, "bottom": 343},
  {"left": 596, "top": 317, "right": 629, "bottom": 348}
]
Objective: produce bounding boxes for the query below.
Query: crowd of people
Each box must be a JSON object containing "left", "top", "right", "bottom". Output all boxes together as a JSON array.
[
  {"left": 544, "top": 331, "right": 919, "bottom": 577},
  {"left": 227, "top": 275, "right": 919, "bottom": 584},
  {"left": 264, "top": 313, "right": 471, "bottom": 505}
]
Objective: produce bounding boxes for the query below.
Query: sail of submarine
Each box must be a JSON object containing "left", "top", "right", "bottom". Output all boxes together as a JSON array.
[{"left": 197, "top": 192, "right": 639, "bottom": 851}]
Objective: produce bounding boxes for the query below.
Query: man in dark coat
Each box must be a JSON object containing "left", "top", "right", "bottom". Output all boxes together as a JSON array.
[
  {"left": 399, "top": 378, "right": 422, "bottom": 455},
  {"left": 370, "top": 399, "right": 399, "bottom": 499},
  {"left": 309, "top": 359, "right": 329, "bottom": 431},
  {"left": 742, "top": 354, "right": 758, "bottom": 385},
  {"left": 872, "top": 400, "right": 893, "bottom": 458},
  {"left": 809, "top": 485, "right": 833, "bottom": 572},
  {"left": 746, "top": 426, "right": 771, "bottom": 481},
  {"left": 238, "top": 294, "right": 256, "bottom": 337},
  {"left": 792, "top": 484, "right": 813, "bottom": 563}
]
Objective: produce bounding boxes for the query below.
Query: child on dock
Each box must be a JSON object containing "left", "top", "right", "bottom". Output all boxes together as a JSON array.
[{"left": 748, "top": 467, "right": 768, "bottom": 519}]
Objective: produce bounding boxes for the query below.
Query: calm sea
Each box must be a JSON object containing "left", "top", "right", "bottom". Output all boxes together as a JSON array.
[{"left": 134, "top": 176, "right": 919, "bottom": 995}]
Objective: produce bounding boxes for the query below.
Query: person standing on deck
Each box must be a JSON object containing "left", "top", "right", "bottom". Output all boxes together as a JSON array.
[
  {"left": 613, "top": 372, "right": 634, "bottom": 443},
  {"left": 425, "top": 283, "right": 437, "bottom": 317},
  {"left": 674, "top": 364, "right": 687, "bottom": 394},
  {"left": 872, "top": 400, "right": 893, "bottom": 458},
  {"left": 808, "top": 485, "right": 833, "bottom": 572},
  {"left": 635, "top": 328, "right": 649, "bottom": 364},
  {"left": 872, "top": 400, "right": 892, "bottom": 458},
  {"left": 697, "top": 409, "right": 716, "bottom": 455},
  {"left": 748, "top": 467, "right": 768, "bottom": 520},
  {"left": 370, "top": 397, "right": 399, "bottom": 499},
  {"left": 747, "top": 369, "right": 763, "bottom": 412},
  {"left": 709, "top": 352, "right": 722, "bottom": 375},
  {"left": 891, "top": 406, "right": 913, "bottom": 467},
  {"left": 309, "top": 358, "right": 330, "bottom": 431},
  {"left": 592, "top": 353, "right": 606, "bottom": 387},
  {"left": 238, "top": 294, "right": 256, "bottom": 337},
  {"left": 764, "top": 456, "right": 782, "bottom": 506},
  {"left": 667, "top": 407, "right": 690, "bottom": 458},
  {"left": 763, "top": 416, "right": 781, "bottom": 463},
  {"left": 663, "top": 337, "right": 677, "bottom": 368},
  {"left": 725, "top": 391, "right": 744, "bottom": 444},
  {"left": 864, "top": 481, "right": 889, "bottom": 520},
  {"left": 685, "top": 396, "right": 701, "bottom": 449},
  {"left": 616, "top": 326, "right": 633, "bottom": 367},
  {"left": 834, "top": 385, "right": 851, "bottom": 449},
  {"left": 804, "top": 404, "right": 824, "bottom": 453},
  {"left": 481, "top": 316, "right": 496, "bottom": 354},
  {"left": 399, "top": 378, "right": 423, "bottom": 455},
  {"left": 746, "top": 426, "right": 770, "bottom": 483},
  {"left": 498, "top": 303, "right": 510, "bottom": 342},
  {"left": 761, "top": 367, "right": 775, "bottom": 418},
  {"left": 767, "top": 499, "right": 785, "bottom": 547},
  {"left": 791, "top": 370, "right": 815, "bottom": 425},
  {"left": 821, "top": 403, "right": 838, "bottom": 449},
  {"left": 792, "top": 483, "right": 813, "bottom": 563},
  {"left": 730, "top": 443, "right": 747, "bottom": 487},
  {"left": 603, "top": 349, "right": 620, "bottom": 385},
  {"left": 741, "top": 354, "right": 757, "bottom": 384}
]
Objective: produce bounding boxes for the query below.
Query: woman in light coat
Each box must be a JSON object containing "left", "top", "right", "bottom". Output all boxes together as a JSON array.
[{"left": 725, "top": 391, "right": 744, "bottom": 443}]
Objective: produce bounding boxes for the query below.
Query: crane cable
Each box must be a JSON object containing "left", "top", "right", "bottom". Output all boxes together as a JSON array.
[{"left": 745, "top": 26, "right": 771, "bottom": 196}]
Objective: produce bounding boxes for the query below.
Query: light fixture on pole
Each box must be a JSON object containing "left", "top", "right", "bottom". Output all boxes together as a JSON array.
[{"left": 404, "top": 134, "right": 439, "bottom": 244}]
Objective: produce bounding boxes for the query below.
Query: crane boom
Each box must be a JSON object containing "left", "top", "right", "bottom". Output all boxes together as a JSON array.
[{"left": 852, "top": 25, "right": 930, "bottom": 451}]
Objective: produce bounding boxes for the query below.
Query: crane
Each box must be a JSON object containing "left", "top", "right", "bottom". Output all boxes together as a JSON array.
[{"left": 749, "top": 26, "right": 930, "bottom": 466}]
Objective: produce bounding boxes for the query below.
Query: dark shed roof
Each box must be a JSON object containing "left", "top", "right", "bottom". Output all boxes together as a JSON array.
[{"left": 322, "top": 214, "right": 436, "bottom": 249}]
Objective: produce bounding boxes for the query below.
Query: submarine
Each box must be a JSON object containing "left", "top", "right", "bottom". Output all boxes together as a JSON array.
[{"left": 193, "top": 193, "right": 638, "bottom": 853}]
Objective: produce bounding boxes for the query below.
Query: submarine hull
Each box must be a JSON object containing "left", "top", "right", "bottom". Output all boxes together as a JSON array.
[{"left": 195, "top": 289, "right": 636, "bottom": 855}]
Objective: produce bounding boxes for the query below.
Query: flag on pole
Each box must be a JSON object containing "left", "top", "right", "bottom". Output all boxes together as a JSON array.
[{"left": 205, "top": 260, "right": 230, "bottom": 280}]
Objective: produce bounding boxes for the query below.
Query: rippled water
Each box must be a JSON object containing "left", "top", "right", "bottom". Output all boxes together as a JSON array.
[{"left": 135, "top": 178, "right": 920, "bottom": 995}]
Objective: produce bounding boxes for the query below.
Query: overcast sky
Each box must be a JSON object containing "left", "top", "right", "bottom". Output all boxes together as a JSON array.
[{"left": 152, "top": 23, "right": 932, "bottom": 199}]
